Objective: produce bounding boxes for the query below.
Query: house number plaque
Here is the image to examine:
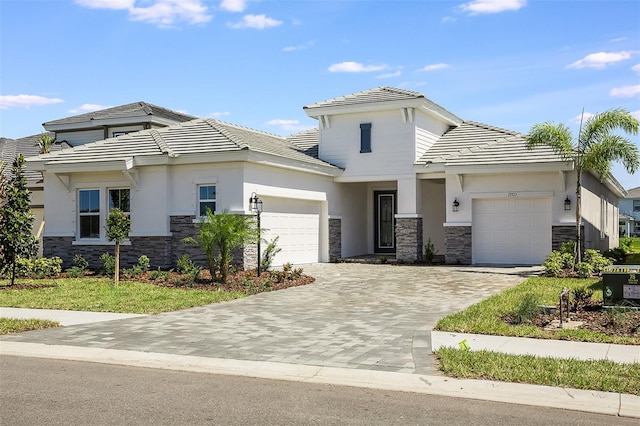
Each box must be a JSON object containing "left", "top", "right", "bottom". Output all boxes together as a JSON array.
[{"left": 508, "top": 192, "right": 518, "bottom": 197}]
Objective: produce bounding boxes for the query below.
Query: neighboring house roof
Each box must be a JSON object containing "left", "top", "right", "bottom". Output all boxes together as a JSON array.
[
  {"left": 624, "top": 186, "right": 640, "bottom": 198},
  {"left": 28, "top": 119, "right": 340, "bottom": 175},
  {"left": 42, "top": 102, "right": 196, "bottom": 131},
  {"left": 287, "top": 128, "right": 319, "bottom": 158},
  {"left": 303, "top": 86, "right": 462, "bottom": 126},
  {"left": 1, "top": 132, "right": 63, "bottom": 185},
  {"left": 416, "top": 121, "right": 567, "bottom": 169}
]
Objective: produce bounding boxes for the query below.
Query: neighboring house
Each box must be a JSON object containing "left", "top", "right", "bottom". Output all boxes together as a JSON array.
[
  {"left": 619, "top": 186, "right": 640, "bottom": 237},
  {"left": 25, "top": 87, "right": 624, "bottom": 268}
]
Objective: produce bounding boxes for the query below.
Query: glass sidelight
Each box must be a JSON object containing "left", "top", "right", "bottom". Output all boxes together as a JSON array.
[{"left": 374, "top": 191, "right": 396, "bottom": 253}]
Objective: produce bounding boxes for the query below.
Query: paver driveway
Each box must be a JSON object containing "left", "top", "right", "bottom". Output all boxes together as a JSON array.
[{"left": 1, "top": 263, "right": 538, "bottom": 375}]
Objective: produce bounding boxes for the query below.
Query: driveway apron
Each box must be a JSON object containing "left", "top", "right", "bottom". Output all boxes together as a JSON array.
[{"left": 1, "top": 264, "right": 537, "bottom": 375}]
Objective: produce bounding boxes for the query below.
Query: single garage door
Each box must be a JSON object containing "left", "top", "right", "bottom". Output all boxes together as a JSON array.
[
  {"left": 472, "top": 198, "right": 551, "bottom": 265},
  {"left": 260, "top": 197, "right": 320, "bottom": 265}
]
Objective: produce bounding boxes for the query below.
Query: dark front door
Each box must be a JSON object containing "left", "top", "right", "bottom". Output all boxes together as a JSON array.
[{"left": 374, "top": 191, "right": 396, "bottom": 253}]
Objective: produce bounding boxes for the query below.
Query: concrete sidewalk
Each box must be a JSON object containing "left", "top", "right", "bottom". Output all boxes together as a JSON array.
[{"left": 0, "top": 307, "right": 147, "bottom": 326}]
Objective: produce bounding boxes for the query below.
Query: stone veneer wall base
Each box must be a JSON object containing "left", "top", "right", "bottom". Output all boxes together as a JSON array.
[
  {"left": 444, "top": 226, "right": 472, "bottom": 265},
  {"left": 395, "top": 217, "right": 423, "bottom": 262},
  {"left": 329, "top": 218, "right": 342, "bottom": 261}
]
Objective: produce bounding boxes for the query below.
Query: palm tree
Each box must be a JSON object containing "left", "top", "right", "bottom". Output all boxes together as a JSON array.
[
  {"left": 526, "top": 108, "right": 639, "bottom": 263},
  {"left": 36, "top": 133, "right": 55, "bottom": 154}
]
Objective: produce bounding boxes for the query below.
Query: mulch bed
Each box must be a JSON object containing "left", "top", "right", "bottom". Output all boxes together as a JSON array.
[{"left": 502, "top": 301, "right": 640, "bottom": 339}]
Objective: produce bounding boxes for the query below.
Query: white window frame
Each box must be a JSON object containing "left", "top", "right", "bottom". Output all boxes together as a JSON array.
[
  {"left": 600, "top": 196, "right": 608, "bottom": 239},
  {"left": 78, "top": 189, "right": 101, "bottom": 239},
  {"left": 197, "top": 184, "right": 216, "bottom": 218},
  {"left": 633, "top": 200, "right": 640, "bottom": 212}
]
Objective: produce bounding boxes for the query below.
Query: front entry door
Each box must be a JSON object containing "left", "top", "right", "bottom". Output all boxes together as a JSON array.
[{"left": 374, "top": 191, "right": 396, "bottom": 253}]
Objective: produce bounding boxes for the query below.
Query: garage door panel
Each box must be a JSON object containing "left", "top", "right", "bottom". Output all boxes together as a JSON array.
[
  {"left": 261, "top": 212, "right": 319, "bottom": 265},
  {"left": 473, "top": 198, "right": 551, "bottom": 265}
]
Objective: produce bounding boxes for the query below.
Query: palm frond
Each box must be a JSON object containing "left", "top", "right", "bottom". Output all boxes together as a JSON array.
[
  {"left": 580, "top": 108, "right": 639, "bottom": 150},
  {"left": 525, "top": 122, "right": 575, "bottom": 161}
]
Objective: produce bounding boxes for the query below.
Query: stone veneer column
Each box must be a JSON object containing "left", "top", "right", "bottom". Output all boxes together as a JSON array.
[
  {"left": 395, "top": 216, "right": 423, "bottom": 262},
  {"left": 329, "top": 217, "right": 342, "bottom": 261},
  {"left": 551, "top": 225, "right": 584, "bottom": 252},
  {"left": 444, "top": 226, "right": 472, "bottom": 264}
]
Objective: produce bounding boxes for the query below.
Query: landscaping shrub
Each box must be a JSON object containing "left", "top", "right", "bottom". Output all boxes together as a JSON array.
[
  {"left": 261, "top": 237, "right": 282, "bottom": 271},
  {"left": 583, "top": 249, "right": 612, "bottom": 274},
  {"left": 542, "top": 251, "right": 563, "bottom": 277},
  {"left": 123, "top": 255, "right": 152, "bottom": 279},
  {"left": 423, "top": 238, "right": 439, "bottom": 264},
  {"left": 603, "top": 247, "right": 626, "bottom": 263},
  {"left": 576, "top": 261, "right": 594, "bottom": 278},
  {"left": 100, "top": 252, "right": 115, "bottom": 276},
  {"left": 176, "top": 254, "right": 201, "bottom": 283},
  {"left": 66, "top": 254, "right": 89, "bottom": 278},
  {"left": 4, "top": 256, "right": 63, "bottom": 279}
]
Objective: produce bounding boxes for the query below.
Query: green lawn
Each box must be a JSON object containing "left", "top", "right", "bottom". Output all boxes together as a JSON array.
[
  {"left": 436, "top": 347, "right": 640, "bottom": 395},
  {"left": 0, "top": 317, "right": 60, "bottom": 334},
  {"left": 0, "top": 278, "right": 246, "bottom": 314},
  {"left": 622, "top": 237, "right": 640, "bottom": 264},
  {"left": 435, "top": 276, "right": 639, "bottom": 345}
]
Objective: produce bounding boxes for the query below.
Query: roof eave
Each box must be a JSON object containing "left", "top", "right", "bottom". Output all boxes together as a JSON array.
[
  {"left": 43, "top": 115, "right": 180, "bottom": 132},
  {"left": 247, "top": 151, "right": 343, "bottom": 177},
  {"left": 443, "top": 161, "right": 574, "bottom": 175}
]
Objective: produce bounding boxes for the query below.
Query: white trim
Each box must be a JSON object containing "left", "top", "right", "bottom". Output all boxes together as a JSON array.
[
  {"left": 469, "top": 191, "right": 554, "bottom": 199},
  {"left": 443, "top": 222, "right": 472, "bottom": 227},
  {"left": 193, "top": 176, "right": 218, "bottom": 184},
  {"left": 128, "top": 232, "right": 172, "bottom": 237},
  {"left": 335, "top": 173, "right": 416, "bottom": 183},
  {"left": 42, "top": 232, "right": 75, "bottom": 237},
  {"left": 328, "top": 215, "right": 342, "bottom": 220},
  {"left": 395, "top": 213, "right": 422, "bottom": 219},
  {"left": 247, "top": 184, "right": 327, "bottom": 202}
]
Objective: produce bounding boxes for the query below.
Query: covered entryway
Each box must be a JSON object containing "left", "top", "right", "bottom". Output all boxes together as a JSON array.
[
  {"left": 260, "top": 197, "right": 321, "bottom": 265},
  {"left": 472, "top": 198, "right": 551, "bottom": 265}
]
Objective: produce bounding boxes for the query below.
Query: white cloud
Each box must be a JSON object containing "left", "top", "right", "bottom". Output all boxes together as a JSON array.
[
  {"left": 376, "top": 71, "right": 402, "bottom": 79},
  {"left": 76, "top": 0, "right": 211, "bottom": 27},
  {"left": 75, "top": 0, "right": 133, "bottom": 9},
  {"left": 570, "top": 112, "right": 595, "bottom": 124},
  {"left": 328, "top": 62, "right": 388, "bottom": 73},
  {"left": 228, "top": 14, "right": 282, "bottom": 29},
  {"left": 567, "top": 51, "right": 633, "bottom": 69},
  {"left": 611, "top": 37, "right": 627, "bottom": 43},
  {"left": 421, "top": 63, "right": 450, "bottom": 72},
  {"left": 0, "top": 95, "right": 64, "bottom": 109},
  {"left": 68, "top": 103, "right": 111, "bottom": 113},
  {"left": 459, "top": 0, "right": 526, "bottom": 15},
  {"left": 442, "top": 16, "right": 456, "bottom": 23},
  {"left": 130, "top": 0, "right": 211, "bottom": 27},
  {"left": 266, "top": 119, "right": 314, "bottom": 132},
  {"left": 283, "top": 40, "right": 315, "bottom": 52},
  {"left": 632, "top": 64, "right": 640, "bottom": 73},
  {"left": 610, "top": 84, "right": 640, "bottom": 98},
  {"left": 208, "top": 111, "right": 231, "bottom": 118},
  {"left": 219, "top": 0, "right": 246, "bottom": 12}
]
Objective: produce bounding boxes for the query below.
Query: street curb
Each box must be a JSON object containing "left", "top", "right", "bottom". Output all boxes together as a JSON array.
[{"left": 2, "top": 341, "right": 638, "bottom": 419}]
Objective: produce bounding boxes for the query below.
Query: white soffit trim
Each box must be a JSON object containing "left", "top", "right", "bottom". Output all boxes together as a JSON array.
[
  {"left": 444, "top": 162, "right": 573, "bottom": 174},
  {"left": 246, "top": 151, "right": 341, "bottom": 177},
  {"left": 469, "top": 191, "right": 554, "bottom": 199}
]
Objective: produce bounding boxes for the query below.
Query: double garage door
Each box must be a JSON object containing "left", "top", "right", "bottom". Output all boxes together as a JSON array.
[
  {"left": 472, "top": 198, "right": 551, "bottom": 265},
  {"left": 259, "top": 197, "right": 320, "bottom": 265}
]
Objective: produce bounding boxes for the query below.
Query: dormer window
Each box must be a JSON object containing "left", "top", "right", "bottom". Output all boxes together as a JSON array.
[{"left": 360, "top": 123, "right": 372, "bottom": 153}]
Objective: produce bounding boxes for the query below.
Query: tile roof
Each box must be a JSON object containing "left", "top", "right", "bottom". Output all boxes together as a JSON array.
[
  {"left": 287, "top": 128, "right": 319, "bottom": 158},
  {"left": 43, "top": 101, "right": 196, "bottom": 127},
  {"left": 417, "top": 121, "right": 562, "bottom": 167},
  {"left": 1, "top": 133, "right": 61, "bottom": 185},
  {"left": 304, "top": 86, "right": 425, "bottom": 109},
  {"left": 30, "top": 118, "right": 338, "bottom": 171}
]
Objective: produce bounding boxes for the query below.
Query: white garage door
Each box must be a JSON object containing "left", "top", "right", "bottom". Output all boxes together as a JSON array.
[
  {"left": 260, "top": 208, "right": 320, "bottom": 265},
  {"left": 473, "top": 198, "right": 551, "bottom": 265}
]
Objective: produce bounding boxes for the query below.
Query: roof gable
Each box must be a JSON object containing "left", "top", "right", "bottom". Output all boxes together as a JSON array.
[{"left": 304, "top": 87, "right": 425, "bottom": 109}]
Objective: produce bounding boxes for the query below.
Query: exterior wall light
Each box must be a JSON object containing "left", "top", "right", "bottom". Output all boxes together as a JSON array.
[
  {"left": 452, "top": 198, "right": 460, "bottom": 212},
  {"left": 564, "top": 196, "right": 571, "bottom": 211},
  {"left": 249, "top": 192, "right": 263, "bottom": 275}
]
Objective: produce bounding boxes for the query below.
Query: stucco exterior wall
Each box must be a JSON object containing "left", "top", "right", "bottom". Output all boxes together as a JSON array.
[
  {"left": 580, "top": 172, "right": 620, "bottom": 252},
  {"left": 318, "top": 111, "right": 416, "bottom": 179},
  {"left": 420, "top": 179, "right": 446, "bottom": 254},
  {"left": 56, "top": 125, "right": 146, "bottom": 146}
]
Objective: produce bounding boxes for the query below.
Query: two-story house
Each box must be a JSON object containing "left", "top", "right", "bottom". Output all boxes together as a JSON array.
[
  {"left": 26, "top": 87, "right": 624, "bottom": 268},
  {"left": 619, "top": 186, "right": 640, "bottom": 237}
]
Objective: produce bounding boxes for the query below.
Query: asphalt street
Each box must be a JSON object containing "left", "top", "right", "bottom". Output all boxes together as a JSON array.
[{"left": 1, "top": 356, "right": 635, "bottom": 426}]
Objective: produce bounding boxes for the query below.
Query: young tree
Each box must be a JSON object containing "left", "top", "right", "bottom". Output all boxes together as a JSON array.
[
  {"left": 36, "top": 133, "right": 55, "bottom": 154},
  {"left": 0, "top": 155, "right": 38, "bottom": 285},
  {"left": 526, "top": 108, "right": 639, "bottom": 263},
  {"left": 106, "top": 208, "right": 130, "bottom": 286},
  {"left": 183, "top": 209, "right": 258, "bottom": 283}
]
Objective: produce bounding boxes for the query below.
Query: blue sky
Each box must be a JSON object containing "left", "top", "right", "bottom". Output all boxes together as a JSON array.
[{"left": 1, "top": 0, "right": 639, "bottom": 188}]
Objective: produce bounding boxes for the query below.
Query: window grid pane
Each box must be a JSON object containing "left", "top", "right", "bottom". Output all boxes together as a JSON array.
[{"left": 198, "top": 185, "right": 216, "bottom": 217}]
